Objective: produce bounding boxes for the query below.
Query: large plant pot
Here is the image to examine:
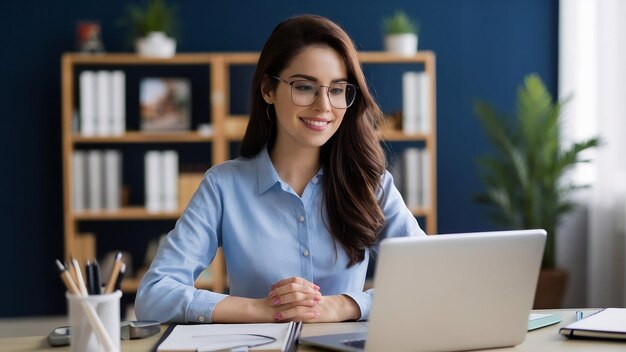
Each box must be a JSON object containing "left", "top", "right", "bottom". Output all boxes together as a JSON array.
[
  {"left": 384, "top": 33, "right": 418, "bottom": 56},
  {"left": 136, "top": 32, "right": 176, "bottom": 58},
  {"left": 533, "top": 267, "right": 569, "bottom": 309}
]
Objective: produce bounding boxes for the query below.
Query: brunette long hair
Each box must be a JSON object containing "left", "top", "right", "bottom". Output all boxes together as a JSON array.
[{"left": 240, "top": 15, "right": 386, "bottom": 267}]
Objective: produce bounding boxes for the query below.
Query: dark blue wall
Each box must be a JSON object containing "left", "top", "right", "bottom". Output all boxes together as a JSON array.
[{"left": 0, "top": 0, "right": 558, "bottom": 316}]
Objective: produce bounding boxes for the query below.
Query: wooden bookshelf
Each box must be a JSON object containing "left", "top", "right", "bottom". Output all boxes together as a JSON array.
[{"left": 61, "top": 51, "right": 437, "bottom": 294}]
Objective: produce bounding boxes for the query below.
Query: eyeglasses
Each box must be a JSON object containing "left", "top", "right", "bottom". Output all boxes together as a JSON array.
[{"left": 273, "top": 76, "right": 358, "bottom": 109}]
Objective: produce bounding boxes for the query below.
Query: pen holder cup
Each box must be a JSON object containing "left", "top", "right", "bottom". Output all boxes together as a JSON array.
[{"left": 66, "top": 291, "right": 122, "bottom": 352}]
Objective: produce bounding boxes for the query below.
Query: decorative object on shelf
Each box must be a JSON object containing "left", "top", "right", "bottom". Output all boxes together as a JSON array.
[
  {"left": 382, "top": 10, "right": 419, "bottom": 56},
  {"left": 119, "top": 0, "right": 179, "bottom": 58},
  {"left": 76, "top": 21, "right": 105, "bottom": 53},
  {"left": 140, "top": 78, "right": 191, "bottom": 131},
  {"left": 474, "top": 73, "right": 601, "bottom": 308},
  {"left": 197, "top": 123, "right": 213, "bottom": 136}
]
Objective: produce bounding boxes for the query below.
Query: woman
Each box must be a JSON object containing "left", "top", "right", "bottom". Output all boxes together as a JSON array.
[{"left": 135, "top": 14, "right": 425, "bottom": 324}]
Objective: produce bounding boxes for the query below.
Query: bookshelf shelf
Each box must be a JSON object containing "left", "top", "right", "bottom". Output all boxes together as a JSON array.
[
  {"left": 73, "top": 206, "right": 182, "bottom": 221},
  {"left": 380, "top": 129, "right": 430, "bottom": 142},
  {"left": 61, "top": 51, "right": 437, "bottom": 296},
  {"left": 72, "top": 132, "right": 214, "bottom": 144}
]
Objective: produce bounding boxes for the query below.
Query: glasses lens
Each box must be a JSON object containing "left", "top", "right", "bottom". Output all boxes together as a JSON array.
[
  {"left": 329, "top": 83, "right": 357, "bottom": 109},
  {"left": 290, "top": 80, "right": 318, "bottom": 106},
  {"left": 289, "top": 80, "right": 357, "bottom": 108}
]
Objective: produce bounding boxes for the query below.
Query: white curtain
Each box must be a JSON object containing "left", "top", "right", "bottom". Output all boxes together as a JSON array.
[{"left": 559, "top": 0, "right": 626, "bottom": 307}]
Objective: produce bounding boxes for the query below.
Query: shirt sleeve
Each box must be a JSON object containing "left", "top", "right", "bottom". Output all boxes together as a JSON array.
[
  {"left": 135, "top": 172, "right": 228, "bottom": 323},
  {"left": 347, "top": 171, "right": 426, "bottom": 320},
  {"left": 378, "top": 170, "right": 426, "bottom": 240},
  {"left": 343, "top": 289, "right": 374, "bottom": 320}
]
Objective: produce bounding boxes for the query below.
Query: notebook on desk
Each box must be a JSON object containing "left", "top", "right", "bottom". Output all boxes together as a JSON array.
[{"left": 299, "top": 229, "right": 546, "bottom": 352}]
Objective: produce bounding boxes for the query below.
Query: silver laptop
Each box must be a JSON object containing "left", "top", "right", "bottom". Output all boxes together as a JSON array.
[{"left": 299, "top": 229, "right": 546, "bottom": 352}]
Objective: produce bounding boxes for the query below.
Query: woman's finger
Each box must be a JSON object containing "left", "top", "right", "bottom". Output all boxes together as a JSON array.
[
  {"left": 269, "top": 282, "right": 319, "bottom": 299},
  {"left": 269, "top": 277, "right": 319, "bottom": 292},
  {"left": 274, "top": 305, "right": 320, "bottom": 322},
  {"left": 272, "top": 292, "right": 321, "bottom": 306}
]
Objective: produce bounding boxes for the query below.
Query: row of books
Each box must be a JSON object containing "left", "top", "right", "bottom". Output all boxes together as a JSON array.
[
  {"left": 72, "top": 149, "right": 205, "bottom": 213},
  {"left": 79, "top": 70, "right": 126, "bottom": 136},
  {"left": 402, "top": 71, "right": 431, "bottom": 134},
  {"left": 145, "top": 151, "right": 179, "bottom": 212},
  {"left": 389, "top": 148, "right": 431, "bottom": 209},
  {"left": 73, "top": 150, "right": 122, "bottom": 211}
]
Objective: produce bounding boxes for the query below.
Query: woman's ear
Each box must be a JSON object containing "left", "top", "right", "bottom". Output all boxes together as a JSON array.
[{"left": 261, "top": 76, "right": 275, "bottom": 104}]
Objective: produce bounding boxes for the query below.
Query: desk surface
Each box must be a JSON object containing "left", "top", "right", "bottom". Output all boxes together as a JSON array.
[{"left": 1, "top": 309, "right": 624, "bottom": 351}]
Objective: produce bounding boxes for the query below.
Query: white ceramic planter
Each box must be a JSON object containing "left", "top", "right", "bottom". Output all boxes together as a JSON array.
[
  {"left": 384, "top": 33, "right": 418, "bottom": 56},
  {"left": 136, "top": 32, "right": 176, "bottom": 58}
]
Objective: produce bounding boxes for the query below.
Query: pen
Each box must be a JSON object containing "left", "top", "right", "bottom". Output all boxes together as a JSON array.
[
  {"left": 93, "top": 259, "right": 102, "bottom": 294},
  {"left": 114, "top": 263, "right": 126, "bottom": 292},
  {"left": 86, "top": 259, "right": 95, "bottom": 294},
  {"left": 575, "top": 311, "right": 584, "bottom": 321},
  {"left": 104, "top": 252, "right": 123, "bottom": 294}
]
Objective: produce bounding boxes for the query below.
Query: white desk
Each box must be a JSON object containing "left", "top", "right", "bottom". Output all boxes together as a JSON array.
[{"left": 1, "top": 309, "right": 624, "bottom": 351}]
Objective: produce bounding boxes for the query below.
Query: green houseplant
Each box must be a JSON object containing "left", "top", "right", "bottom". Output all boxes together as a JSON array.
[
  {"left": 382, "top": 10, "right": 420, "bottom": 56},
  {"left": 474, "top": 74, "right": 600, "bottom": 307},
  {"left": 119, "top": 0, "right": 179, "bottom": 57},
  {"left": 475, "top": 74, "right": 600, "bottom": 268}
]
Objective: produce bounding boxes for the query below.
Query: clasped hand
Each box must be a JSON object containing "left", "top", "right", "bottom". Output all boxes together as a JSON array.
[
  {"left": 212, "top": 276, "right": 360, "bottom": 323},
  {"left": 265, "top": 277, "right": 323, "bottom": 322}
]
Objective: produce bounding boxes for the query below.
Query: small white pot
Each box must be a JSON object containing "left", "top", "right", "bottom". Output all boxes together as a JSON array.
[
  {"left": 136, "top": 32, "right": 176, "bottom": 58},
  {"left": 384, "top": 33, "right": 418, "bottom": 56}
]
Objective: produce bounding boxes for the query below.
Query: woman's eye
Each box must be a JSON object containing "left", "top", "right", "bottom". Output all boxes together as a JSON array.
[
  {"left": 329, "top": 87, "right": 345, "bottom": 95},
  {"left": 293, "top": 82, "right": 317, "bottom": 92}
]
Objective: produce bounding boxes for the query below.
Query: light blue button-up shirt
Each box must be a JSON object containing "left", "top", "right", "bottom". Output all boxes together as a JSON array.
[{"left": 135, "top": 147, "right": 425, "bottom": 323}]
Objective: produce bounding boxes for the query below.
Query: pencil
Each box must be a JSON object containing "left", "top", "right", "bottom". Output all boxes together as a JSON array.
[
  {"left": 72, "top": 258, "right": 89, "bottom": 296},
  {"left": 104, "top": 252, "right": 123, "bottom": 294},
  {"left": 65, "top": 260, "right": 79, "bottom": 289},
  {"left": 55, "top": 259, "right": 79, "bottom": 295}
]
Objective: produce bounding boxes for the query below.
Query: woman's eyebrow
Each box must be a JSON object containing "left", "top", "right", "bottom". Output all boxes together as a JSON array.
[{"left": 288, "top": 73, "right": 348, "bottom": 83}]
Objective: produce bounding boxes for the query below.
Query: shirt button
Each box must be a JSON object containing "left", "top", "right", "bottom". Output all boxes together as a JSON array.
[
  {"left": 198, "top": 316, "right": 205, "bottom": 322},
  {"left": 312, "top": 176, "right": 319, "bottom": 184},
  {"left": 298, "top": 215, "right": 305, "bottom": 222},
  {"left": 303, "top": 249, "right": 309, "bottom": 257}
]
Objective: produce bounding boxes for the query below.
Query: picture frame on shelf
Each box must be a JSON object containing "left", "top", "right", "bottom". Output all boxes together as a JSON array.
[{"left": 140, "top": 77, "right": 191, "bottom": 132}]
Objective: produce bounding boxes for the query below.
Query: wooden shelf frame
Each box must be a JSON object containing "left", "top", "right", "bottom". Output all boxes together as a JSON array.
[{"left": 61, "top": 51, "right": 437, "bottom": 294}]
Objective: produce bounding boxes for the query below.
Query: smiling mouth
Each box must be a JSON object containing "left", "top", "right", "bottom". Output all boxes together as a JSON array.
[{"left": 301, "top": 118, "right": 330, "bottom": 127}]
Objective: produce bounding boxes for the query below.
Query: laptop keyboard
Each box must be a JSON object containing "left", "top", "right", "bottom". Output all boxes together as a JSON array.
[{"left": 341, "top": 338, "right": 366, "bottom": 349}]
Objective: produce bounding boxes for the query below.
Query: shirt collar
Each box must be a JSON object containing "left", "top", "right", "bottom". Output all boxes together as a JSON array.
[
  {"left": 256, "top": 146, "right": 281, "bottom": 194},
  {"left": 255, "top": 145, "right": 325, "bottom": 194}
]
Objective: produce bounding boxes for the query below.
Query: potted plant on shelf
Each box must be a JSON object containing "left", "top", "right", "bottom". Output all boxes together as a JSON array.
[
  {"left": 382, "top": 10, "right": 419, "bottom": 56},
  {"left": 119, "top": 0, "right": 179, "bottom": 58},
  {"left": 474, "top": 73, "right": 601, "bottom": 308}
]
